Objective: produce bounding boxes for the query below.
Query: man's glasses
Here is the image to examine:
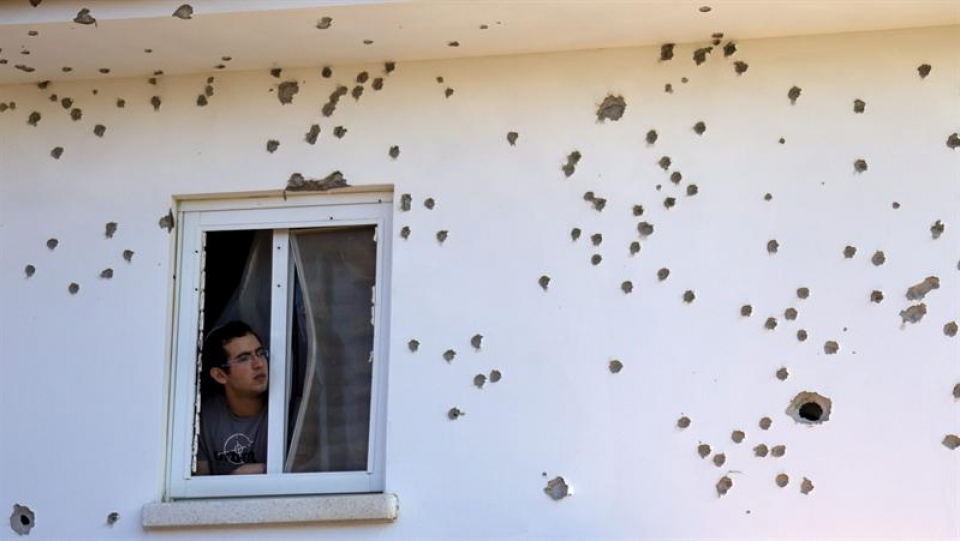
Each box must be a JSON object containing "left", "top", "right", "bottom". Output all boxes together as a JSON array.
[{"left": 221, "top": 348, "right": 269, "bottom": 368}]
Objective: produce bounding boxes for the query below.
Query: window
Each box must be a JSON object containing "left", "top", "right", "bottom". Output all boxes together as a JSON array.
[{"left": 166, "top": 188, "right": 392, "bottom": 500}]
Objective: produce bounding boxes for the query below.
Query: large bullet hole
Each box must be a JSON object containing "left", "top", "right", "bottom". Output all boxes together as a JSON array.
[
  {"left": 629, "top": 241, "right": 640, "bottom": 255},
  {"left": 823, "top": 340, "right": 839, "bottom": 354},
  {"left": 740, "top": 304, "right": 753, "bottom": 317},
  {"left": 562, "top": 151, "right": 582, "bottom": 177},
  {"left": 716, "top": 476, "right": 733, "bottom": 497},
  {"left": 945, "top": 321, "right": 958, "bottom": 337},
  {"left": 698, "top": 444, "right": 711, "bottom": 458},
  {"left": 544, "top": 476, "right": 569, "bottom": 500},
  {"left": 609, "top": 360, "right": 623, "bottom": 373},
  {"left": 693, "top": 47, "right": 712, "bottom": 66},
  {"left": 713, "top": 453, "right": 726, "bottom": 467},
  {"left": 930, "top": 220, "right": 945, "bottom": 239},
  {"left": 507, "top": 131, "right": 518, "bottom": 146},
  {"left": 677, "top": 416, "right": 691, "bottom": 429},
  {"left": 10, "top": 504, "right": 34, "bottom": 535},
  {"left": 871, "top": 251, "right": 886, "bottom": 266},
  {"left": 693, "top": 121, "right": 706, "bottom": 135},
  {"left": 539, "top": 275, "right": 550, "bottom": 291},
  {"left": 447, "top": 407, "right": 463, "bottom": 420},
  {"left": 797, "top": 287, "right": 810, "bottom": 299},
  {"left": 597, "top": 95, "right": 626, "bottom": 122},
  {"left": 788, "top": 86, "right": 801, "bottom": 104},
  {"left": 305, "top": 124, "right": 320, "bottom": 145},
  {"left": 800, "top": 478, "right": 814, "bottom": 495},
  {"left": 787, "top": 391, "right": 832, "bottom": 424},
  {"left": 775, "top": 474, "right": 789, "bottom": 488},
  {"left": 754, "top": 444, "right": 769, "bottom": 457},
  {"left": 731, "top": 430, "right": 745, "bottom": 443},
  {"left": 660, "top": 43, "right": 675, "bottom": 62},
  {"left": 843, "top": 245, "right": 857, "bottom": 258},
  {"left": 571, "top": 228, "right": 582, "bottom": 241},
  {"left": 900, "top": 303, "right": 927, "bottom": 324},
  {"left": 944, "top": 435, "right": 960, "bottom": 449},
  {"left": 906, "top": 276, "right": 940, "bottom": 300},
  {"left": 917, "top": 64, "right": 932, "bottom": 79}
]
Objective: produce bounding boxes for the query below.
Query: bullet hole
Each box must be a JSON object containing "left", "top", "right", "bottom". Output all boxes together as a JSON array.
[
  {"left": 447, "top": 407, "right": 463, "bottom": 420},
  {"left": 46, "top": 238, "right": 59, "bottom": 250},
  {"left": 436, "top": 230, "right": 448, "bottom": 244},
  {"left": 787, "top": 391, "right": 832, "bottom": 424},
  {"left": 660, "top": 43, "right": 675, "bottom": 61},
  {"left": 870, "top": 290, "right": 884, "bottom": 303},
  {"left": 621, "top": 281, "right": 633, "bottom": 294},
  {"left": 732, "top": 61, "right": 749, "bottom": 75},
  {"left": 677, "top": 416, "right": 691, "bottom": 428},
  {"left": 385, "top": 145, "right": 401, "bottom": 160},
  {"left": 351, "top": 85, "right": 364, "bottom": 100},
  {"left": 10, "top": 504, "right": 34, "bottom": 535},
  {"left": 629, "top": 241, "right": 641, "bottom": 255},
  {"left": 778, "top": 137, "right": 785, "bottom": 145},
  {"left": 693, "top": 47, "right": 712, "bottom": 66},
  {"left": 93, "top": 124, "right": 106, "bottom": 137},
  {"left": 787, "top": 86, "right": 801, "bottom": 104},
  {"left": 775, "top": 474, "right": 789, "bottom": 488},
  {"left": 172, "top": 4, "right": 193, "bottom": 19},
  {"left": 399, "top": 194, "right": 412, "bottom": 212},
  {"left": 150, "top": 96, "right": 161, "bottom": 111},
  {"left": 123, "top": 250, "right": 134, "bottom": 262},
  {"left": 297, "top": 124, "right": 320, "bottom": 146},
  {"left": 470, "top": 373, "right": 487, "bottom": 389},
  {"left": 796, "top": 287, "right": 810, "bottom": 299},
  {"left": 446, "top": 40, "right": 461, "bottom": 47},
  {"left": 591, "top": 254, "right": 602, "bottom": 266},
  {"left": 444, "top": 88, "right": 454, "bottom": 98},
  {"left": 27, "top": 111, "right": 40, "bottom": 126},
  {"left": 945, "top": 322, "right": 958, "bottom": 337},
  {"left": 29, "top": 0, "right": 41, "bottom": 6},
  {"left": 196, "top": 95, "right": 208, "bottom": 106},
  {"left": 443, "top": 349, "right": 456, "bottom": 362},
  {"left": 383, "top": 61, "right": 396, "bottom": 75},
  {"left": 116, "top": 98, "right": 125, "bottom": 108},
  {"left": 50, "top": 147, "right": 63, "bottom": 159},
  {"left": 930, "top": 219, "right": 945, "bottom": 239},
  {"left": 766, "top": 239, "right": 779, "bottom": 254},
  {"left": 68, "top": 282, "right": 80, "bottom": 294},
  {"left": 504, "top": 131, "right": 520, "bottom": 146},
  {"left": 800, "top": 478, "right": 814, "bottom": 495},
  {"left": 544, "top": 476, "right": 569, "bottom": 500},
  {"left": 490, "top": 370, "right": 502, "bottom": 382},
  {"left": 609, "top": 360, "right": 624, "bottom": 373},
  {"left": 424, "top": 198, "right": 436, "bottom": 210},
  {"left": 539, "top": 275, "right": 551, "bottom": 291},
  {"left": 589, "top": 233, "right": 603, "bottom": 247},
  {"left": 797, "top": 329, "right": 808, "bottom": 341},
  {"left": 74, "top": 8, "right": 96, "bottom": 25},
  {"left": 106, "top": 512, "right": 119, "bottom": 525},
  {"left": 664, "top": 197, "right": 676, "bottom": 209},
  {"left": 723, "top": 41, "right": 738, "bottom": 57},
  {"left": 784, "top": 308, "right": 798, "bottom": 321},
  {"left": 215, "top": 64, "right": 226, "bottom": 70},
  {"left": 643, "top": 130, "right": 659, "bottom": 147},
  {"left": 754, "top": 444, "right": 769, "bottom": 457},
  {"left": 333, "top": 126, "right": 347, "bottom": 138},
  {"left": 14, "top": 64, "right": 35, "bottom": 73},
  {"left": 948, "top": 133, "right": 960, "bottom": 150},
  {"left": 906, "top": 276, "right": 940, "bottom": 300},
  {"left": 917, "top": 63, "right": 931, "bottom": 79},
  {"left": 277, "top": 81, "right": 299, "bottom": 105},
  {"left": 571, "top": 228, "right": 582, "bottom": 241},
  {"left": 759, "top": 417, "right": 772, "bottom": 430},
  {"left": 853, "top": 158, "right": 871, "bottom": 174},
  {"left": 470, "top": 334, "right": 483, "bottom": 351},
  {"left": 562, "top": 151, "right": 582, "bottom": 177},
  {"left": 711, "top": 32, "right": 724, "bottom": 45},
  {"left": 899, "top": 303, "right": 927, "bottom": 324},
  {"left": 943, "top": 434, "right": 960, "bottom": 449},
  {"left": 266, "top": 140, "right": 280, "bottom": 153},
  {"left": 664, "top": 83, "right": 673, "bottom": 94},
  {"left": 716, "top": 476, "right": 733, "bottom": 497},
  {"left": 99, "top": 68, "right": 111, "bottom": 74},
  {"left": 68, "top": 107, "right": 83, "bottom": 121},
  {"left": 102, "top": 222, "right": 118, "bottom": 238},
  {"left": 776, "top": 367, "right": 789, "bottom": 381},
  {"left": 632, "top": 205, "right": 645, "bottom": 217},
  {"left": 683, "top": 290, "right": 695, "bottom": 303},
  {"left": 270, "top": 68, "right": 282, "bottom": 79},
  {"left": 852, "top": 99, "right": 866, "bottom": 114},
  {"left": 823, "top": 340, "right": 839, "bottom": 354},
  {"left": 100, "top": 268, "right": 113, "bottom": 279},
  {"left": 658, "top": 156, "right": 671, "bottom": 170},
  {"left": 843, "top": 245, "right": 857, "bottom": 258},
  {"left": 740, "top": 304, "right": 753, "bottom": 317},
  {"left": 765, "top": 317, "right": 778, "bottom": 330},
  {"left": 316, "top": 16, "right": 333, "bottom": 29},
  {"left": 871, "top": 251, "right": 885, "bottom": 266},
  {"left": 407, "top": 339, "right": 419, "bottom": 353},
  {"left": 657, "top": 268, "right": 670, "bottom": 281},
  {"left": 22, "top": 263, "right": 36, "bottom": 278},
  {"left": 158, "top": 209, "right": 175, "bottom": 232},
  {"left": 730, "top": 430, "right": 745, "bottom": 444},
  {"left": 597, "top": 95, "right": 626, "bottom": 122},
  {"left": 693, "top": 121, "right": 706, "bottom": 135},
  {"left": 698, "top": 444, "right": 711, "bottom": 458},
  {"left": 713, "top": 453, "right": 726, "bottom": 467}
]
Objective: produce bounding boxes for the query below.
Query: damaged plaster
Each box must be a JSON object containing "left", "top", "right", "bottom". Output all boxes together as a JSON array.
[
  {"left": 544, "top": 477, "right": 570, "bottom": 500},
  {"left": 787, "top": 391, "right": 832, "bottom": 424},
  {"left": 9, "top": 504, "right": 34, "bottom": 536}
]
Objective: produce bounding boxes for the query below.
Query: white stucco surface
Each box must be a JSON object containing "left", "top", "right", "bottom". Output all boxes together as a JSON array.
[{"left": 1, "top": 24, "right": 958, "bottom": 540}]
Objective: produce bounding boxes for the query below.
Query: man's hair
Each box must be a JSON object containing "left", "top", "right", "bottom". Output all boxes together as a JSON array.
[{"left": 201, "top": 320, "right": 261, "bottom": 377}]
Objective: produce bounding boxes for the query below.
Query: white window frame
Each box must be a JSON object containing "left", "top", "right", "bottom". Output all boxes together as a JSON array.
[{"left": 165, "top": 188, "right": 392, "bottom": 500}]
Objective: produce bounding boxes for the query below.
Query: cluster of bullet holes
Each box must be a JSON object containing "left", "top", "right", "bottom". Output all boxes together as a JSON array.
[
  {"left": 9, "top": 504, "right": 34, "bottom": 536},
  {"left": 285, "top": 171, "right": 349, "bottom": 193}
]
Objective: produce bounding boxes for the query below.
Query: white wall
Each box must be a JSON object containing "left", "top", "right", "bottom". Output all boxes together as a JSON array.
[{"left": 1, "top": 24, "right": 958, "bottom": 540}]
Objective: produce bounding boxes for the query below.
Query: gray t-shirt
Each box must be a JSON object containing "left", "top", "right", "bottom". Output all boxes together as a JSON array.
[{"left": 197, "top": 395, "right": 268, "bottom": 475}]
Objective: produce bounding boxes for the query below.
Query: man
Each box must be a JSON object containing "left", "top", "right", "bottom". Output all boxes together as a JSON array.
[{"left": 195, "top": 321, "right": 269, "bottom": 475}]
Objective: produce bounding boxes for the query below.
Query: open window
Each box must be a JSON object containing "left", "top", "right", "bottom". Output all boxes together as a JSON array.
[{"left": 166, "top": 189, "right": 392, "bottom": 499}]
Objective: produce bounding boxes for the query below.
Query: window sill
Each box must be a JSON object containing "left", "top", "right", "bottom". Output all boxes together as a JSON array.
[{"left": 141, "top": 493, "right": 398, "bottom": 529}]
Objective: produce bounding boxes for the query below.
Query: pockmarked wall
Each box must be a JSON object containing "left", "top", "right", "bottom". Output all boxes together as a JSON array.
[{"left": 1, "top": 24, "right": 958, "bottom": 540}]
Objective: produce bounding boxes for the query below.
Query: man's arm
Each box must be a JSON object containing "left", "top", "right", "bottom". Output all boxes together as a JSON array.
[
  {"left": 230, "top": 463, "right": 266, "bottom": 475},
  {"left": 194, "top": 460, "right": 211, "bottom": 476}
]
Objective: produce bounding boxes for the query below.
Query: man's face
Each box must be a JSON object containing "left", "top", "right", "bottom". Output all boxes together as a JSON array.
[{"left": 213, "top": 333, "right": 268, "bottom": 398}]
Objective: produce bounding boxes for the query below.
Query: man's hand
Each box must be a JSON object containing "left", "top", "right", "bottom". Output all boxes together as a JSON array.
[{"left": 230, "top": 463, "right": 266, "bottom": 475}]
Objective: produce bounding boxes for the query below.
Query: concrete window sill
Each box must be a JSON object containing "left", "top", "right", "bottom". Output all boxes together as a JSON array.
[{"left": 141, "top": 493, "right": 398, "bottom": 529}]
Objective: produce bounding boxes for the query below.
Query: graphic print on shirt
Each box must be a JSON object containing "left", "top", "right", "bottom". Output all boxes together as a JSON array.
[{"left": 217, "top": 433, "right": 257, "bottom": 465}]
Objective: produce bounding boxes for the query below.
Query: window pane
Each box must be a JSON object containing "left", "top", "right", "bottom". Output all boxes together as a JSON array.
[{"left": 286, "top": 226, "right": 377, "bottom": 473}]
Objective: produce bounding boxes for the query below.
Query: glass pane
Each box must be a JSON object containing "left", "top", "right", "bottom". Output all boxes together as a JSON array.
[{"left": 286, "top": 226, "right": 376, "bottom": 473}]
